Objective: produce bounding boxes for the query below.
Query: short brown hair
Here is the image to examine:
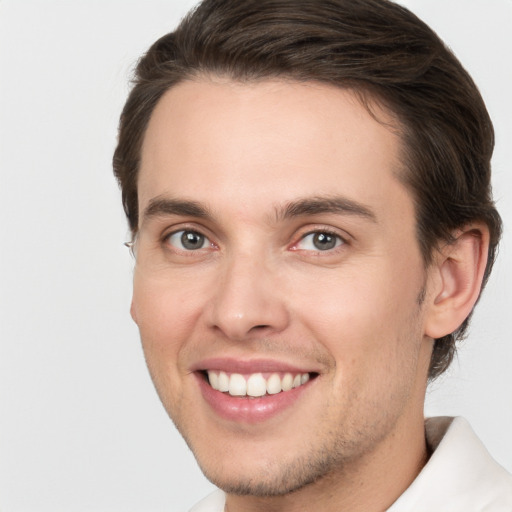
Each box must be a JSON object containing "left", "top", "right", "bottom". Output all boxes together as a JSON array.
[{"left": 113, "top": 0, "right": 502, "bottom": 379}]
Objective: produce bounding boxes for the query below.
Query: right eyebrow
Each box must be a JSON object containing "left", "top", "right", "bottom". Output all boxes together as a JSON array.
[{"left": 141, "top": 197, "right": 212, "bottom": 227}]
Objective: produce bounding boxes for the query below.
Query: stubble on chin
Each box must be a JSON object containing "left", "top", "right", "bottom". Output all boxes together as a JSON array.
[{"left": 196, "top": 440, "right": 354, "bottom": 498}]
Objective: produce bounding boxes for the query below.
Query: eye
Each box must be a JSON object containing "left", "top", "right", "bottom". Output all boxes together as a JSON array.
[
  {"left": 296, "top": 231, "right": 344, "bottom": 251},
  {"left": 166, "top": 230, "right": 211, "bottom": 251}
]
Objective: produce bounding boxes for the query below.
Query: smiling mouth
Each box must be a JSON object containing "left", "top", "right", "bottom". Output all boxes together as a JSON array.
[{"left": 204, "top": 370, "right": 316, "bottom": 398}]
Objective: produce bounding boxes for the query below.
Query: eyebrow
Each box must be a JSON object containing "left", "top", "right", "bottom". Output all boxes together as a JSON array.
[
  {"left": 141, "top": 197, "right": 212, "bottom": 225},
  {"left": 140, "top": 194, "right": 377, "bottom": 227},
  {"left": 278, "top": 196, "right": 377, "bottom": 223}
]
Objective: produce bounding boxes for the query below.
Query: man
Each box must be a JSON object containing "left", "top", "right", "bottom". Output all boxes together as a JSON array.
[{"left": 113, "top": 0, "right": 512, "bottom": 510}]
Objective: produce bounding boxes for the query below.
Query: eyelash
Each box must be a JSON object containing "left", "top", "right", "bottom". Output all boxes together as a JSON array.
[
  {"left": 291, "top": 229, "right": 347, "bottom": 254},
  {"left": 162, "top": 228, "right": 215, "bottom": 253},
  {"left": 161, "top": 226, "right": 349, "bottom": 255}
]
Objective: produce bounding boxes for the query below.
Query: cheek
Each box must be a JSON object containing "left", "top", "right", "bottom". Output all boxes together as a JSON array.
[
  {"left": 301, "top": 272, "right": 425, "bottom": 433},
  {"left": 133, "top": 269, "right": 205, "bottom": 335},
  {"left": 131, "top": 272, "right": 206, "bottom": 382},
  {"left": 295, "top": 258, "right": 425, "bottom": 375},
  {"left": 131, "top": 275, "right": 201, "bottom": 420}
]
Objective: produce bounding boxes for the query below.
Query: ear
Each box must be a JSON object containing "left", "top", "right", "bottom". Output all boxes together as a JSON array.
[
  {"left": 130, "top": 299, "right": 139, "bottom": 325},
  {"left": 424, "top": 224, "right": 490, "bottom": 339}
]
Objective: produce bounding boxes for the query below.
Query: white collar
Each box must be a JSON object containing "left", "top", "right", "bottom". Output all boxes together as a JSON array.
[{"left": 388, "top": 416, "right": 512, "bottom": 511}]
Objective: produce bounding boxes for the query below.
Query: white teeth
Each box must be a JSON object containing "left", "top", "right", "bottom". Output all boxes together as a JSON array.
[
  {"left": 208, "top": 371, "right": 219, "bottom": 390},
  {"left": 247, "top": 373, "right": 267, "bottom": 397},
  {"left": 218, "top": 371, "right": 230, "bottom": 392},
  {"left": 229, "top": 373, "right": 247, "bottom": 396},
  {"left": 281, "top": 373, "right": 293, "bottom": 391},
  {"left": 266, "top": 373, "right": 282, "bottom": 395},
  {"left": 206, "top": 370, "right": 312, "bottom": 397}
]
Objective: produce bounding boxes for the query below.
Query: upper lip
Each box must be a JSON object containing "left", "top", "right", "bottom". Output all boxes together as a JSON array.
[{"left": 190, "top": 357, "right": 321, "bottom": 374}]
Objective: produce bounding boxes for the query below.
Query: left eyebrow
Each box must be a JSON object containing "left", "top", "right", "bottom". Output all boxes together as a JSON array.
[{"left": 276, "top": 196, "right": 377, "bottom": 223}]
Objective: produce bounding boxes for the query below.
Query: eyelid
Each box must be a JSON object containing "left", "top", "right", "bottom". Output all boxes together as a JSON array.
[
  {"left": 158, "top": 223, "right": 349, "bottom": 254},
  {"left": 161, "top": 224, "right": 217, "bottom": 252},
  {"left": 290, "top": 227, "right": 349, "bottom": 252}
]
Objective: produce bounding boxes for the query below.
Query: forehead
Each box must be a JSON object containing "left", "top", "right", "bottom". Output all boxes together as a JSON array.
[{"left": 138, "top": 78, "right": 410, "bottom": 225}]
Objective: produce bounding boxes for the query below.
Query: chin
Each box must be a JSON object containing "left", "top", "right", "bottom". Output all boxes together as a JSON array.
[{"left": 191, "top": 439, "right": 347, "bottom": 497}]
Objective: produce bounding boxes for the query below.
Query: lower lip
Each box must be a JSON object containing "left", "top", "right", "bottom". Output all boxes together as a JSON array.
[{"left": 196, "top": 373, "right": 313, "bottom": 424}]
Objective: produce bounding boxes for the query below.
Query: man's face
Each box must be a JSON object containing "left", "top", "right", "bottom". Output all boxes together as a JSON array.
[{"left": 132, "top": 79, "right": 434, "bottom": 494}]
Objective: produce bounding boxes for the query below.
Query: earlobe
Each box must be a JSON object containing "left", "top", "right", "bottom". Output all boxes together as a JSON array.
[
  {"left": 424, "top": 225, "right": 489, "bottom": 339},
  {"left": 130, "top": 300, "right": 139, "bottom": 325}
]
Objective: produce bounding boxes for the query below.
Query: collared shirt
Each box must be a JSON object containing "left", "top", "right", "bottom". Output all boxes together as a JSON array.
[{"left": 189, "top": 417, "right": 512, "bottom": 512}]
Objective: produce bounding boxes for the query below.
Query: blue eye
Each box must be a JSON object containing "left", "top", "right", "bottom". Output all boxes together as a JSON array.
[
  {"left": 166, "top": 230, "right": 210, "bottom": 251},
  {"left": 297, "top": 232, "right": 344, "bottom": 251}
]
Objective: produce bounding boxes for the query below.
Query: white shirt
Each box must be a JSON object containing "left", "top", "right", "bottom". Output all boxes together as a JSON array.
[{"left": 189, "top": 417, "right": 512, "bottom": 512}]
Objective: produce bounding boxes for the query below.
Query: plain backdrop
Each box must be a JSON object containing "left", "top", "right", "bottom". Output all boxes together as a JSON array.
[{"left": 0, "top": 1, "right": 511, "bottom": 511}]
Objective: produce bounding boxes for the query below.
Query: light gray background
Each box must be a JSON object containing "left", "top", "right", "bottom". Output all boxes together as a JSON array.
[{"left": 0, "top": 1, "right": 511, "bottom": 511}]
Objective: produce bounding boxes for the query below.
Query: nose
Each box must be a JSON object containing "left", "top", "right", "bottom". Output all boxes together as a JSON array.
[{"left": 206, "top": 253, "right": 290, "bottom": 341}]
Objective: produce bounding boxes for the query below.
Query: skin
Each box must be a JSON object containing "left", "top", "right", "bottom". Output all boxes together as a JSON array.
[{"left": 130, "top": 79, "right": 482, "bottom": 511}]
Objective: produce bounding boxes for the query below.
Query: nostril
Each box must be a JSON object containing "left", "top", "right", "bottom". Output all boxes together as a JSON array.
[{"left": 250, "top": 324, "right": 271, "bottom": 333}]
